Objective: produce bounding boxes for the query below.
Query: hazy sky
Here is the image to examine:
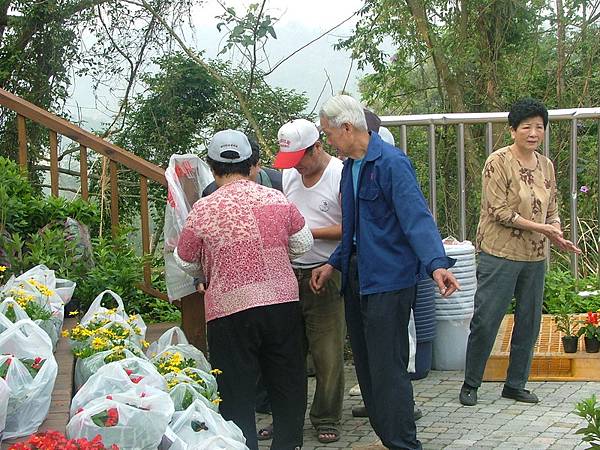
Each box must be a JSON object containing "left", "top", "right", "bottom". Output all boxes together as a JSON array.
[{"left": 66, "top": 0, "right": 388, "bottom": 129}]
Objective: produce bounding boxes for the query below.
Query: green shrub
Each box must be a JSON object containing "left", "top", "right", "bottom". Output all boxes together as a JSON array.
[
  {"left": 544, "top": 269, "right": 600, "bottom": 314},
  {"left": 0, "top": 156, "right": 178, "bottom": 323}
]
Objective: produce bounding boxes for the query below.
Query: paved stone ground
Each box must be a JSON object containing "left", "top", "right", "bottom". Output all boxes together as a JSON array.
[{"left": 256, "top": 365, "right": 599, "bottom": 450}]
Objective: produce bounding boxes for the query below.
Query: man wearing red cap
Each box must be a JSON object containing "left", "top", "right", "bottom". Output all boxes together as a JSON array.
[{"left": 272, "top": 119, "right": 345, "bottom": 444}]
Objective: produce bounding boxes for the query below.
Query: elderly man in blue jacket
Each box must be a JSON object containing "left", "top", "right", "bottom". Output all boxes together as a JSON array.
[{"left": 311, "top": 95, "right": 460, "bottom": 450}]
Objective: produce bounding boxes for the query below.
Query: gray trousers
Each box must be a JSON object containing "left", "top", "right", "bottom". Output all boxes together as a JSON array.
[
  {"left": 295, "top": 268, "right": 345, "bottom": 429},
  {"left": 464, "top": 252, "right": 546, "bottom": 390}
]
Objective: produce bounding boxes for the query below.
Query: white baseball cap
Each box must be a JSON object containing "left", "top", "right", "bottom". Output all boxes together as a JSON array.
[
  {"left": 273, "top": 119, "right": 319, "bottom": 169},
  {"left": 379, "top": 126, "right": 395, "bottom": 146},
  {"left": 208, "top": 129, "right": 252, "bottom": 163}
]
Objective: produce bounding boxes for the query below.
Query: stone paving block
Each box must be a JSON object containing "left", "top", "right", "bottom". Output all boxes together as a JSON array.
[{"left": 256, "top": 366, "right": 598, "bottom": 450}]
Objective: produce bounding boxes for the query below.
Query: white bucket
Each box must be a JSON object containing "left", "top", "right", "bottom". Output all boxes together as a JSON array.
[{"left": 432, "top": 315, "right": 472, "bottom": 370}]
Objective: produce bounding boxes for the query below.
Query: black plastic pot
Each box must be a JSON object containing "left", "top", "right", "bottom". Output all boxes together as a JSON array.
[
  {"left": 561, "top": 335, "right": 578, "bottom": 353},
  {"left": 584, "top": 337, "right": 600, "bottom": 353}
]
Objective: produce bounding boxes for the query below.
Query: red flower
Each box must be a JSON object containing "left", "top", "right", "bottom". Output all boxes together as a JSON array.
[
  {"left": 7, "top": 429, "right": 118, "bottom": 449},
  {"left": 587, "top": 311, "right": 599, "bottom": 325},
  {"left": 124, "top": 368, "right": 133, "bottom": 376},
  {"left": 106, "top": 395, "right": 113, "bottom": 400},
  {"left": 105, "top": 407, "right": 119, "bottom": 427},
  {"left": 130, "top": 376, "right": 143, "bottom": 384}
]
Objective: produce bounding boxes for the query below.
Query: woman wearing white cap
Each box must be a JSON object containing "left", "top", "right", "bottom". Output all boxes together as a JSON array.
[{"left": 175, "top": 129, "right": 313, "bottom": 450}]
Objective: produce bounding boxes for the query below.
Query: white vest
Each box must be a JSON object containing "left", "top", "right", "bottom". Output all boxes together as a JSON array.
[{"left": 283, "top": 157, "right": 343, "bottom": 267}]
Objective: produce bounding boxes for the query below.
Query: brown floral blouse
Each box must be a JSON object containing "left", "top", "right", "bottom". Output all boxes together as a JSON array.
[{"left": 475, "top": 146, "right": 560, "bottom": 261}]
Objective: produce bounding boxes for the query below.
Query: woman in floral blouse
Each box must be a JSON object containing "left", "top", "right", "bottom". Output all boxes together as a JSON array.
[{"left": 459, "top": 98, "right": 581, "bottom": 407}]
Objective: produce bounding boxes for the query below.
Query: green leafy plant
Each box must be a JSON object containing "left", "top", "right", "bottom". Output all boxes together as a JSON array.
[
  {"left": 553, "top": 307, "right": 579, "bottom": 337},
  {"left": 575, "top": 395, "right": 600, "bottom": 449}
]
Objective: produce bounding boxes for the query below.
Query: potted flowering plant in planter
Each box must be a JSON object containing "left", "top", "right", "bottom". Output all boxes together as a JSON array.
[
  {"left": 553, "top": 310, "right": 580, "bottom": 353},
  {"left": 578, "top": 311, "right": 600, "bottom": 353}
]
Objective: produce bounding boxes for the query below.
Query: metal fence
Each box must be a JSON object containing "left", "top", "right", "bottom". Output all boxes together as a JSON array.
[{"left": 380, "top": 108, "right": 600, "bottom": 277}]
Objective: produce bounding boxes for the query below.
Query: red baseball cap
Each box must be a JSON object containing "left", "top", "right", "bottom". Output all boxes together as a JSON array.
[{"left": 273, "top": 119, "right": 320, "bottom": 169}]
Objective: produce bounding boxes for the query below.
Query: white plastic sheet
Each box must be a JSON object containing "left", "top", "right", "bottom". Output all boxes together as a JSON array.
[{"left": 164, "top": 155, "right": 213, "bottom": 301}]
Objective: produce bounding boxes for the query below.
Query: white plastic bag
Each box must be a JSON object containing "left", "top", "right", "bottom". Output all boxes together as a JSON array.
[
  {"left": 146, "top": 326, "right": 188, "bottom": 357},
  {"left": 193, "top": 436, "right": 249, "bottom": 450},
  {"left": 149, "top": 331, "right": 211, "bottom": 374},
  {"left": 74, "top": 347, "right": 144, "bottom": 390},
  {"left": 0, "top": 308, "right": 16, "bottom": 334},
  {"left": 0, "top": 298, "right": 58, "bottom": 349},
  {"left": 1, "top": 266, "right": 64, "bottom": 340},
  {"left": 408, "top": 310, "right": 416, "bottom": 374},
  {"left": 169, "top": 399, "right": 246, "bottom": 449},
  {"left": 80, "top": 290, "right": 146, "bottom": 344},
  {"left": 164, "top": 155, "right": 213, "bottom": 301},
  {"left": 55, "top": 278, "right": 76, "bottom": 304},
  {"left": 147, "top": 327, "right": 211, "bottom": 373},
  {"left": 67, "top": 387, "right": 174, "bottom": 450},
  {"left": 0, "top": 319, "right": 58, "bottom": 439},
  {"left": 71, "top": 357, "right": 167, "bottom": 417},
  {"left": 0, "top": 376, "right": 9, "bottom": 435},
  {"left": 167, "top": 378, "right": 218, "bottom": 413}
]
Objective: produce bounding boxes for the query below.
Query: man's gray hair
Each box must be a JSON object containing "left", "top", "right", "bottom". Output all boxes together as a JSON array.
[{"left": 319, "top": 95, "right": 368, "bottom": 131}]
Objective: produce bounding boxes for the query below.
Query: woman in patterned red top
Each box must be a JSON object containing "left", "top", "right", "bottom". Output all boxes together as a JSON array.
[
  {"left": 459, "top": 98, "right": 581, "bottom": 408},
  {"left": 175, "top": 130, "right": 313, "bottom": 450}
]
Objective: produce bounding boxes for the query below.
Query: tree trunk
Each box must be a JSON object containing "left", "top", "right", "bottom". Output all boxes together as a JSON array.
[
  {"left": 556, "top": 0, "right": 566, "bottom": 107},
  {"left": 404, "top": 0, "right": 467, "bottom": 113}
]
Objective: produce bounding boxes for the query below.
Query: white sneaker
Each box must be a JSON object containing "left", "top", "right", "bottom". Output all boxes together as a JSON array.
[{"left": 349, "top": 383, "right": 362, "bottom": 396}]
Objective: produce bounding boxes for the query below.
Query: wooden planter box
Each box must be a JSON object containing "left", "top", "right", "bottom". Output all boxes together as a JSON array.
[{"left": 483, "top": 314, "right": 600, "bottom": 382}]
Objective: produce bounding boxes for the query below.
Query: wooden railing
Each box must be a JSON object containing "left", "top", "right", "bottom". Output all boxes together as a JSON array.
[{"left": 0, "top": 88, "right": 168, "bottom": 301}]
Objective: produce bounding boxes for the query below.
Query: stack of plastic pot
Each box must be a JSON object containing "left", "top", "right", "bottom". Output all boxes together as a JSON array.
[
  {"left": 432, "top": 239, "right": 477, "bottom": 370},
  {"left": 410, "top": 276, "right": 437, "bottom": 380}
]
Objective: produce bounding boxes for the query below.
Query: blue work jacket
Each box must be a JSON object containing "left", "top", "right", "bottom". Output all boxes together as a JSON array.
[{"left": 329, "top": 132, "right": 454, "bottom": 295}]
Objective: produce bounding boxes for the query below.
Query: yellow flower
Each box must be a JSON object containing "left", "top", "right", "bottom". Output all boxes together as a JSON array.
[
  {"left": 212, "top": 398, "right": 222, "bottom": 405},
  {"left": 28, "top": 279, "right": 55, "bottom": 297},
  {"left": 210, "top": 368, "right": 223, "bottom": 376},
  {"left": 61, "top": 330, "right": 69, "bottom": 337},
  {"left": 91, "top": 337, "right": 108, "bottom": 350},
  {"left": 141, "top": 340, "right": 149, "bottom": 348},
  {"left": 0, "top": 266, "right": 7, "bottom": 272},
  {"left": 68, "top": 310, "right": 80, "bottom": 316}
]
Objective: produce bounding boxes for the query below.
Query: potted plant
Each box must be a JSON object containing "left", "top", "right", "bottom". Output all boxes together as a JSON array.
[
  {"left": 553, "top": 309, "right": 579, "bottom": 353},
  {"left": 578, "top": 311, "right": 600, "bottom": 353}
]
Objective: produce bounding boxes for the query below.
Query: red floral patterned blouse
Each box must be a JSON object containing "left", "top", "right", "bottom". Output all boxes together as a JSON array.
[{"left": 175, "top": 179, "right": 311, "bottom": 322}]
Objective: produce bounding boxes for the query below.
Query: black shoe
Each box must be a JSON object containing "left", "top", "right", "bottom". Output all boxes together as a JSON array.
[
  {"left": 459, "top": 383, "right": 478, "bottom": 406},
  {"left": 352, "top": 405, "right": 368, "bottom": 417},
  {"left": 501, "top": 386, "right": 539, "bottom": 403},
  {"left": 414, "top": 407, "right": 423, "bottom": 421}
]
